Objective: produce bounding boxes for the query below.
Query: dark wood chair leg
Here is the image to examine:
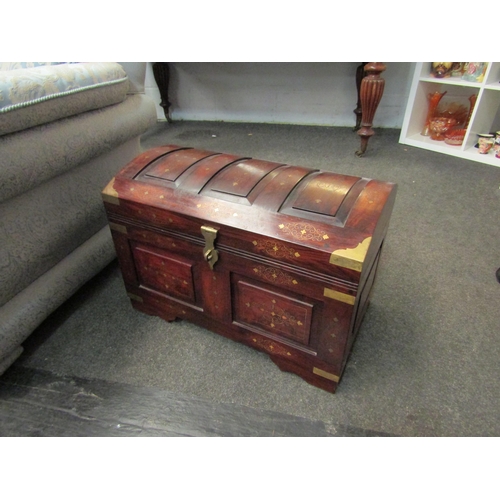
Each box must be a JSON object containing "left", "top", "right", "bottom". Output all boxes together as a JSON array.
[
  {"left": 353, "top": 62, "right": 367, "bottom": 131},
  {"left": 152, "top": 62, "right": 172, "bottom": 122},
  {"left": 356, "top": 62, "right": 386, "bottom": 157}
]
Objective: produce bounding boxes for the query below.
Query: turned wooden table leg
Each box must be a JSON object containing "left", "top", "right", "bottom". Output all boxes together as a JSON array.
[
  {"left": 356, "top": 62, "right": 386, "bottom": 157},
  {"left": 152, "top": 62, "right": 172, "bottom": 122},
  {"left": 353, "top": 62, "right": 367, "bottom": 131}
]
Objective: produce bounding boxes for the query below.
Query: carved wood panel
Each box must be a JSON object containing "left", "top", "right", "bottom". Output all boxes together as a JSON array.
[
  {"left": 233, "top": 279, "right": 314, "bottom": 346},
  {"left": 132, "top": 243, "right": 196, "bottom": 304}
]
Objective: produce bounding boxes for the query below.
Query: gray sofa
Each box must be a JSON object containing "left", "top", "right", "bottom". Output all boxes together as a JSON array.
[{"left": 0, "top": 62, "right": 157, "bottom": 375}]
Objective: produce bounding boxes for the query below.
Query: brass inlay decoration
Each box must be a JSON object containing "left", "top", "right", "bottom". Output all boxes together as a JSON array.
[
  {"left": 278, "top": 222, "right": 328, "bottom": 242},
  {"left": 253, "top": 299, "right": 306, "bottom": 335},
  {"left": 324, "top": 287, "right": 356, "bottom": 305},
  {"left": 253, "top": 265, "right": 298, "bottom": 286},
  {"left": 196, "top": 202, "right": 238, "bottom": 219},
  {"left": 313, "top": 367, "right": 340, "bottom": 383},
  {"left": 127, "top": 293, "right": 143, "bottom": 303},
  {"left": 253, "top": 240, "right": 300, "bottom": 259},
  {"left": 250, "top": 336, "right": 294, "bottom": 358},
  {"left": 109, "top": 222, "right": 127, "bottom": 234},
  {"left": 101, "top": 177, "right": 120, "bottom": 205},
  {"left": 329, "top": 237, "right": 372, "bottom": 272}
]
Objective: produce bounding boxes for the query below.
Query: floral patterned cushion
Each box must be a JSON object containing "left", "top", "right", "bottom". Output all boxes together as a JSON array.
[
  {"left": 0, "top": 62, "right": 129, "bottom": 135},
  {"left": 0, "top": 62, "right": 69, "bottom": 70}
]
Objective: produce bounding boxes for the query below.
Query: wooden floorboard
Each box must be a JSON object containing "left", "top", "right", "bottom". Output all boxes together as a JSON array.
[{"left": 0, "top": 367, "right": 335, "bottom": 437}]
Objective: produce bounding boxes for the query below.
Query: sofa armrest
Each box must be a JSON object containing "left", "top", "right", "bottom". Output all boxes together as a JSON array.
[{"left": 0, "top": 62, "right": 129, "bottom": 136}]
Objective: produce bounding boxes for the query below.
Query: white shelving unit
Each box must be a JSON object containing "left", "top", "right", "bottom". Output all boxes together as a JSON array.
[{"left": 399, "top": 62, "right": 500, "bottom": 167}]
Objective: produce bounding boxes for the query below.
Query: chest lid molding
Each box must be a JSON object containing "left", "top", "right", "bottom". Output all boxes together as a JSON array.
[{"left": 104, "top": 145, "right": 397, "bottom": 275}]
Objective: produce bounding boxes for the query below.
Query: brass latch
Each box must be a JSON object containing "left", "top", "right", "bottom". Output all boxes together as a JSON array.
[{"left": 201, "top": 225, "right": 219, "bottom": 270}]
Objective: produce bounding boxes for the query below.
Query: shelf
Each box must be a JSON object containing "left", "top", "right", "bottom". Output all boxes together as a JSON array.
[
  {"left": 403, "top": 133, "right": 500, "bottom": 167},
  {"left": 419, "top": 76, "right": 482, "bottom": 88},
  {"left": 485, "top": 82, "right": 500, "bottom": 91},
  {"left": 400, "top": 62, "right": 500, "bottom": 168}
]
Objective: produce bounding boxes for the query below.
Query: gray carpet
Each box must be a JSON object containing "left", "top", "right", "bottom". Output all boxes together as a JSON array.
[{"left": 11, "top": 121, "right": 500, "bottom": 437}]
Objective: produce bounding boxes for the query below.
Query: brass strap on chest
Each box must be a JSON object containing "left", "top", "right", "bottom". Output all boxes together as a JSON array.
[{"left": 201, "top": 226, "right": 219, "bottom": 270}]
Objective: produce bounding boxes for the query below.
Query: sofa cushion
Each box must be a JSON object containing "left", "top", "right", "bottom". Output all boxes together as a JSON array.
[
  {"left": 0, "top": 62, "right": 68, "bottom": 70},
  {"left": 0, "top": 95, "right": 157, "bottom": 305},
  {"left": 0, "top": 93, "right": 157, "bottom": 204},
  {"left": 0, "top": 138, "right": 143, "bottom": 308},
  {"left": 0, "top": 62, "right": 129, "bottom": 136}
]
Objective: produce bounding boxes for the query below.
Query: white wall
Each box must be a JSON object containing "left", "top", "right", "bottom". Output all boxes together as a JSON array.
[{"left": 145, "top": 62, "right": 414, "bottom": 129}]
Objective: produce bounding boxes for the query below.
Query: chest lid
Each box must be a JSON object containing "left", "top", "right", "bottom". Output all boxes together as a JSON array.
[{"left": 104, "top": 145, "right": 397, "bottom": 274}]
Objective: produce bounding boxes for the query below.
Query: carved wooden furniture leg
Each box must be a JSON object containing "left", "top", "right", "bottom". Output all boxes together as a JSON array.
[
  {"left": 353, "top": 62, "right": 367, "bottom": 131},
  {"left": 152, "top": 62, "right": 172, "bottom": 122},
  {"left": 356, "top": 62, "right": 386, "bottom": 157}
]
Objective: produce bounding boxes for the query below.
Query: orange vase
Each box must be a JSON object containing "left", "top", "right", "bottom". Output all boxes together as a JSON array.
[
  {"left": 464, "top": 94, "right": 477, "bottom": 130},
  {"left": 422, "top": 91, "right": 447, "bottom": 136}
]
